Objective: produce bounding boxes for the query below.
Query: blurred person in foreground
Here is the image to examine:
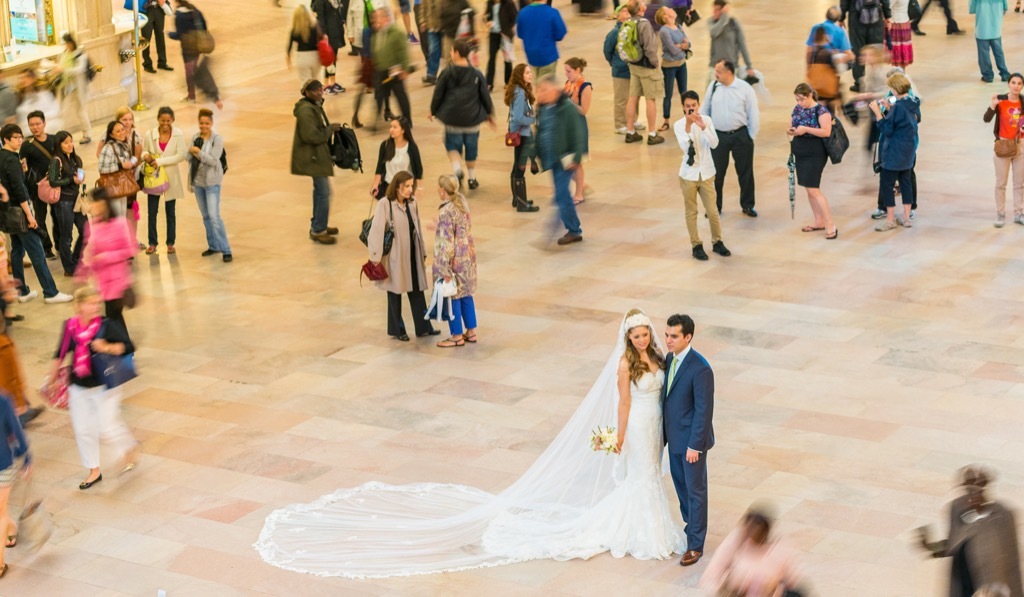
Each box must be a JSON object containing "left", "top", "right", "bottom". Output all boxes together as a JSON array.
[
  {"left": 700, "top": 505, "right": 805, "bottom": 596},
  {"left": 918, "top": 466, "right": 1024, "bottom": 597}
]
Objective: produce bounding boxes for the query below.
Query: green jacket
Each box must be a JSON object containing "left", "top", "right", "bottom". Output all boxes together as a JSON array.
[
  {"left": 291, "top": 96, "right": 334, "bottom": 178},
  {"left": 537, "top": 94, "right": 584, "bottom": 171},
  {"left": 371, "top": 24, "right": 409, "bottom": 73}
]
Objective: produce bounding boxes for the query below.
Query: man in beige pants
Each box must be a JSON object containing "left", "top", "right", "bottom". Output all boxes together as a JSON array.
[{"left": 674, "top": 90, "right": 730, "bottom": 261}]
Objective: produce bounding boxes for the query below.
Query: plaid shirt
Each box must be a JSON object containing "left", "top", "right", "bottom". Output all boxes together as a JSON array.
[{"left": 98, "top": 140, "right": 130, "bottom": 175}]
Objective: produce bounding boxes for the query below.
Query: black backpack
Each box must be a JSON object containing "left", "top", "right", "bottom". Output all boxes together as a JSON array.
[
  {"left": 331, "top": 124, "right": 362, "bottom": 172},
  {"left": 856, "top": 0, "right": 881, "bottom": 25},
  {"left": 220, "top": 147, "right": 228, "bottom": 173}
]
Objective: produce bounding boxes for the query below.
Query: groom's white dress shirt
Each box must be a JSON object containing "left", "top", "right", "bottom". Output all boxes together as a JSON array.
[{"left": 675, "top": 115, "right": 719, "bottom": 182}]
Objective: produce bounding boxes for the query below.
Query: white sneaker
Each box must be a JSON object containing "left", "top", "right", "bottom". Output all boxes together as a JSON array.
[
  {"left": 995, "top": 216, "right": 1006, "bottom": 228},
  {"left": 634, "top": 122, "right": 646, "bottom": 131},
  {"left": 909, "top": 209, "right": 916, "bottom": 220},
  {"left": 615, "top": 127, "right": 629, "bottom": 135},
  {"left": 870, "top": 209, "right": 886, "bottom": 219},
  {"left": 44, "top": 292, "right": 73, "bottom": 304},
  {"left": 1015, "top": 214, "right": 1024, "bottom": 226},
  {"left": 17, "top": 290, "right": 37, "bottom": 303}
]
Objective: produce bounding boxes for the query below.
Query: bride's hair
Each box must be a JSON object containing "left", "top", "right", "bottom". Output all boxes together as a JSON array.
[{"left": 622, "top": 308, "right": 665, "bottom": 383}]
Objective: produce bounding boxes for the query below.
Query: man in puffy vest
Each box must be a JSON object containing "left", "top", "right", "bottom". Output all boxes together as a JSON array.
[{"left": 840, "top": 0, "right": 891, "bottom": 90}]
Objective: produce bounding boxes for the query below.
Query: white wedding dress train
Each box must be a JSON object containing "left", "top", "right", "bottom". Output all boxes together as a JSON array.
[{"left": 255, "top": 314, "right": 685, "bottom": 578}]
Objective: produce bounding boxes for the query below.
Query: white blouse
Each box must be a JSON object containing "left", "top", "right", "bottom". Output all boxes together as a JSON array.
[{"left": 385, "top": 144, "right": 410, "bottom": 183}]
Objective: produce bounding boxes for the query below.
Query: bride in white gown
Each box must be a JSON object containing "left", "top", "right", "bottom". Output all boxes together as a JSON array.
[{"left": 255, "top": 309, "right": 686, "bottom": 578}]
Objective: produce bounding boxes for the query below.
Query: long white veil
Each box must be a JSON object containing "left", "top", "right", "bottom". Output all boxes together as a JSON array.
[{"left": 255, "top": 310, "right": 667, "bottom": 578}]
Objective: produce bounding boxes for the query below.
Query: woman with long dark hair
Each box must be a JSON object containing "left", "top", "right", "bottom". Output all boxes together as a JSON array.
[
  {"left": 96, "top": 120, "right": 135, "bottom": 219},
  {"left": 984, "top": 73, "right": 1024, "bottom": 228},
  {"left": 370, "top": 117, "right": 423, "bottom": 199},
  {"left": 367, "top": 170, "right": 438, "bottom": 341},
  {"left": 47, "top": 130, "right": 86, "bottom": 275},
  {"left": 504, "top": 63, "right": 539, "bottom": 212}
]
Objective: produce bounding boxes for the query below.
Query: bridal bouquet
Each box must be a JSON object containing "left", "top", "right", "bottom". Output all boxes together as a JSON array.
[{"left": 590, "top": 426, "right": 618, "bottom": 454}]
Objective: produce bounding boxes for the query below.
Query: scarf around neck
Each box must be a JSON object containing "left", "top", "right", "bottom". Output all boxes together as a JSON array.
[{"left": 67, "top": 316, "right": 103, "bottom": 377}]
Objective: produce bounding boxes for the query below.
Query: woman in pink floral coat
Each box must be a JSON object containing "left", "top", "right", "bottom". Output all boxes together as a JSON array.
[{"left": 432, "top": 174, "right": 478, "bottom": 348}]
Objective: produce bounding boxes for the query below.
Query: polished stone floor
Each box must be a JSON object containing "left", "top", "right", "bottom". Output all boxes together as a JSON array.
[{"left": 3, "top": 0, "right": 1022, "bottom": 594}]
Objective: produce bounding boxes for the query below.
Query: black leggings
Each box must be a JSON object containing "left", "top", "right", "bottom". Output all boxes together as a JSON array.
[{"left": 486, "top": 32, "right": 512, "bottom": 88}]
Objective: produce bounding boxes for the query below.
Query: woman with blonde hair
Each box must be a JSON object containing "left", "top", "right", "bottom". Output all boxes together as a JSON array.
[
  {"left": 287, "top": 4, "right": 322, "bottom": 83},
  {"left": 432, "top": 174, "right": 477, "bottom": 348},
  {"left": 45, "top": 285, "right": 137, "bottom": 490},
  {"left": 870, "top": 72, "right": 921, "bottom": 232}
]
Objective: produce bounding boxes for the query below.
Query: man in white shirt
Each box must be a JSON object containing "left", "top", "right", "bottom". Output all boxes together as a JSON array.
[
  {"left": 701, "top": 60, "right": 759, "bottom": 217},
  {"left": 675, "top": 90, "right": 730, "bottom": 261}
]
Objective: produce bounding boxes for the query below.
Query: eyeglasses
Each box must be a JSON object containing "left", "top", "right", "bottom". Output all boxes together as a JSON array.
[{"left": 686, "top": 143, "right": 696, "bottom": 166}]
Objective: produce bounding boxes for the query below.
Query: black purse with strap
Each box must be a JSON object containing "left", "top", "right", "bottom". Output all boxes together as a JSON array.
[{"left": 358, "top": 197, "right": 394, "bottom": 256}]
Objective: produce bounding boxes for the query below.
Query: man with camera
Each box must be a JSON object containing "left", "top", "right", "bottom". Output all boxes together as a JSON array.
[{"left": 675, "top": 90, "right": 730, "bottom": 261}]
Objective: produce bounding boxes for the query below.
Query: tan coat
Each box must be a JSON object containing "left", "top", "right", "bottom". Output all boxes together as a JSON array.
[
  {"left": 368, "top": 198, "right": 428, "bottom": 294},
  {"left": 141, "top": 126, "right": 188, "bottom": 201}
]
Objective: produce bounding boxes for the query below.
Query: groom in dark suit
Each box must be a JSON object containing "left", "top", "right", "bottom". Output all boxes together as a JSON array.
[{"left": 662, "top": 314, "right": 715, "bottom": 567}]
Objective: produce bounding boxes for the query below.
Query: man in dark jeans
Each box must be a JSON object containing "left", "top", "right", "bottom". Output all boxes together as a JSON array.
[
  {"left": 0, "top": 125, "right": 71, "bottom": 305},
  {"left": 19, "top": 110, "right": 57, "bottom": 260},
  {"left": 140, "top": 0, "right": 174, "bottom": 73},
  {"left": 839, "top": 0, "right": 891, "bottom": 91}
]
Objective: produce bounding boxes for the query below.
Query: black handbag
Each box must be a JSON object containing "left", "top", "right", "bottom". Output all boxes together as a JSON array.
[
  {"left": 824, "top": 115, "right": 850, "bottom": 165},
  {"left": 1, "top": 203, "right": 28, "bottom": 235},
  {"left": 682, "top": 8, "right": 700, "bottom": 26},
  {"left": 358, "top": 198, "right": 394, "bottom": 256},
  {"left": 908, "top": 0, "right": 923, "bottom": 22}
]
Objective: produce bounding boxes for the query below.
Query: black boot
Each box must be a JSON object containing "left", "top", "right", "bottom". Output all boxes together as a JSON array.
[{"left": 512, "top": 176, "right": 539, "bottom": 212}]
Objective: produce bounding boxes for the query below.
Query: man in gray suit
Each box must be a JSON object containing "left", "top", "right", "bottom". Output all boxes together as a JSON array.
[{"left": 662, "top": 313, "right": 715, "bottom": 567}]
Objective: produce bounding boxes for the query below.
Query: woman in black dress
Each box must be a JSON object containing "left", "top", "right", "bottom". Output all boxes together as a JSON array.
[{"left": 788, "top": 83, "right": 836, "bottom": 240}]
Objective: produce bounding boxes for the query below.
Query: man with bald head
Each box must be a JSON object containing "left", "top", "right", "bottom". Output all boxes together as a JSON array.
[{"left": 805, "top": 7, "right": 854, "bottom": 65}]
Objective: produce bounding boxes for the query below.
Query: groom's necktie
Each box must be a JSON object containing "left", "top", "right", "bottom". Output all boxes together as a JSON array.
[{"left": 668, "top": 357, "right": 680, "bottom": 392}]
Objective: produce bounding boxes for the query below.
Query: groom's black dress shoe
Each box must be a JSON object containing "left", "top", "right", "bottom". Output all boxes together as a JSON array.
[
  {"left": 742, "top": 207, "right": 758, "bottom": 218},
  {"left": 692, "top": 245, "right": 709, "bottom": 261},
  {"left": 679, "top": 550, "right": 702, "bottom": 566}
]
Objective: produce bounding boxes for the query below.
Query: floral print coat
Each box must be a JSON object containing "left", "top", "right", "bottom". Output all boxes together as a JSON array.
[{"left": 432, "top": 202, "right": 477, "bottom": 299}]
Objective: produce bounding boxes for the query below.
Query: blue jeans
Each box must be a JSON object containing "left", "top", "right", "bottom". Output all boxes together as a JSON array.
[
  {"left": 194, "top": 184, "right": 232, "bottom": 253},
  {"left": 662, "top": 63, "right": 687, "bottom": 119},
  {"left": 426, "top": 31, "right": 442, "bottom": 78},
  {"left": 976, "top": 37, "right": 1010, "bottom": 82},
  {"left": 444, "top": 131, "right": 480, "bottom": 161},
  {"left": 448, "top": 296, "right": 477, "bottom": 335},
  {"left": 552, "top": 163, "right": 581, "bottom": 236},
  {"left": 10, "top": 229, "right": 58, "bottom": 298},
  {"left": 311, "top": 176, "right": 331, "bottom": 233}
]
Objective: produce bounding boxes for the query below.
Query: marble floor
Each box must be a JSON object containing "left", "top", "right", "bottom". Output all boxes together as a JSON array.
[{"left": 4, "top": 0, "right": 1023, "bottom": 594}]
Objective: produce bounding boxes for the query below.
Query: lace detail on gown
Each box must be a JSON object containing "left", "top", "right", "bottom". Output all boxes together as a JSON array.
[{"left": 482, "top": 370, "right": 686, "bottom": 561}]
